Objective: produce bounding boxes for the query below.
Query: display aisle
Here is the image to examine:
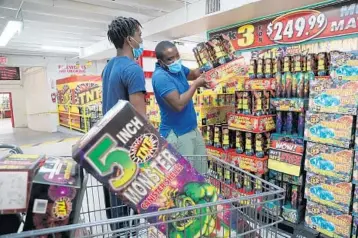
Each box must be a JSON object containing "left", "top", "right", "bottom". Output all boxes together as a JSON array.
[{"left": 147, "top": 0, "right": 358, "bottom": 237}]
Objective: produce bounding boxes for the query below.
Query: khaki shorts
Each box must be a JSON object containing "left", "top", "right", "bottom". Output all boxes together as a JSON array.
[{"left": 166, "top": 129, "right": 208, "bottom": 174}]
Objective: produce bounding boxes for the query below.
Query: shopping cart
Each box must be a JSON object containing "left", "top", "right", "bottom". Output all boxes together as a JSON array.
[{"left": 0, "top": 153, "right": 285, "bottom": 238}]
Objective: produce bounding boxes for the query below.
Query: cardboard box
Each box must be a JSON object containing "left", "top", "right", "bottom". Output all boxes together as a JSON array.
[
  {"left": 205, "top": 57, "right": 248, "bottom": 89},
  {"left": 244, "top": 78, "right": 276, "bottom": 91},
  {"left": 0, "top": 154, "right": 44, "bottom": 214},
  {"left": 330, "top": 51, "right": 358, "bottom": 81},
  {"left": 227, "top": 113, "right": 276, "bottom": 133},
  {"left": 305, "top": 172, "right": 352, "bottom": 213},
  {"left": 282, "top": 204, "right": 305, "bottom": 224},
  {"left": 72, "top": 101, "right": 235, "bottom": 237},
  {"left": 304, "top": 112, "right": 354, "bottom": 149},
  {"left": 309, "top": 79, "right": 358, "bottom": 115},
  {"left": 270, "top": 133, "right": 304, "bottom": 155},
  {"left": 228, "top": 151, "right": 268, "bottom": 174},
  {"left": 354, "top": 151, "right": 358, "bottom": 184},
  {"left": 271, "top": 98, "right": 308, "bottom": 112},
  {"left": 353, "top": 187, "right": 358, "bottom": 217},
  {"left": 23, "top": 157, "right": 83, "bottom": 235},
  {"left": 305, "top": 142, "right": 354, "bottom": 181},
  {"left": 305, "top": 201, "right": 352, "bottom": 238},
  {"left": 268, "top": 149, "right": 303, "bottom": 176}
]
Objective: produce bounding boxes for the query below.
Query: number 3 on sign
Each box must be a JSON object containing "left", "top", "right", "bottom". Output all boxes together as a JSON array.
[{"left": 237, "top": 24, "right": 255, "bottom": 47}]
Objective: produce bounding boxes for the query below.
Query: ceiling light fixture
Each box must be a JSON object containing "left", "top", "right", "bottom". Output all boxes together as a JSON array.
[
  {"left": 41, "top": 46, "right": 80, "bottom": 53},
  {"left": 0, "top": 20, "right": 23, "bottom": 47}
]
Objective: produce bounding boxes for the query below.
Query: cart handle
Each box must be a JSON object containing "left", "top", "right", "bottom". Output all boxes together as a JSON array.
[{"left": 0, "top": 143, "right": 23, "bottom": 154}]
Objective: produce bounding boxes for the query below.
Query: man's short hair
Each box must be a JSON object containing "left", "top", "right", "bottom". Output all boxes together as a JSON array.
[
  {"left": 107, "top": 17, "right": 141, "bottom": 49},
  {"left": 155, "top": 41, "right": 176, "bottom": 60}
]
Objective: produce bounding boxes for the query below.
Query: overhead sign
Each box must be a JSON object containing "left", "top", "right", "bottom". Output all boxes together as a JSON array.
[
  {"left": 58, "top": 64, "right": 87, "bottom": 74},
  {"left": 208, "top": 1, "right": 358, "bottom": 50},
  {"left": 0, "top": 67, "right": 20, "bottom": 80}
]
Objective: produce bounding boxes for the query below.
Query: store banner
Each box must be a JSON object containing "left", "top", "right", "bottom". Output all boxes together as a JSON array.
[
  {"left": 209, "top": 0, "right": 357, "bottom": 50},
  {"left": 57, "top": 64, "right": 87, "bottom": 74}
]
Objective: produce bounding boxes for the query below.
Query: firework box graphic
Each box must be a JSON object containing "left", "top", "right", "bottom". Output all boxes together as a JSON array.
[
  {"left": 23, "top": 157, "right": 83, "bottom": 237},
  {"left": 72, "top": 101, "right": 237, "bottom": 237}
]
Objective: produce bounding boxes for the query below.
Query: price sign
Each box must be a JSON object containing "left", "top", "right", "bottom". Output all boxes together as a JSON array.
[
  {"left": 267, "top": 10, "right": 327, "bottom": 44},
  {"left": 208, "top": 0, "right": 358, "bottom": 51}
]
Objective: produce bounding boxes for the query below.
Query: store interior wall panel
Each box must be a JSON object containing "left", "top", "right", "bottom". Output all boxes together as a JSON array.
[{"left": 23, "top": 67, "right": 58, "bottom": 132}]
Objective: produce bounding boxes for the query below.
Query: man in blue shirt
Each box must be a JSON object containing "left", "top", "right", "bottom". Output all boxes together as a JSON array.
[
  {"left": 101, "top": 16, "right": 145, "bottom": 233},
  {"left": 152, "top": 41, "right": 208, "bottom": 173}
]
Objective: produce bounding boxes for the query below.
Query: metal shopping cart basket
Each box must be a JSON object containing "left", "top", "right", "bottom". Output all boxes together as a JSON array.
[{"left": 0, "top": 153, "right": 285, "bottom": 238}]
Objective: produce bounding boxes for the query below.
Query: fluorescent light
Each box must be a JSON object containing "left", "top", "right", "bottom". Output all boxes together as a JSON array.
[
  {"left": 41, "top": 45, "right": 80, "bottom": 53},
  {"left": 0, "top": 20, "right": 23, "bottom": 47}
]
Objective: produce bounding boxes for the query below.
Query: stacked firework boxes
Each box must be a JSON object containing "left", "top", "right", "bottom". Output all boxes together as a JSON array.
[
  {"left": 267, "top": 54, "right": 310, "bottom": 224},
  {"left": 304, "top": 51, "right": 358, "bottom": 238},
  {"left": 221, "top": 57, "right": 276, "bottom": 203}
]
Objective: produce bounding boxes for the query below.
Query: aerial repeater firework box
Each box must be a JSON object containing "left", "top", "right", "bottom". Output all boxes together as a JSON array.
[
  {"left": 305, "top": 142, "right": 354, "bottom": 182},
  {"left": 305, "top": 172, "right": 352, "bottom": 213},
  {"left": 309, "top": 78, "right": 358, "bottom": 115},
  {"left": 72, "top": 101, "right": 235, "bottom": 237},
  {"left": 304, "top": 112, "right": 354, "bottom": 149},
  {"left": 305, "top": 201, "right": 352, "bottom": 238}
]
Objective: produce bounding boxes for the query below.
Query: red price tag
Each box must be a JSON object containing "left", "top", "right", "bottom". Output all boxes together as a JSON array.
[{"left": 267, "top": 10, "right": 327, "bottom": 44}]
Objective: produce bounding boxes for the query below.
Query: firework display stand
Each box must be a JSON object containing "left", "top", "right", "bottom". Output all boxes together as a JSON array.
[{"left": 56, "top": 75, "right": 103, "bottom": 133}]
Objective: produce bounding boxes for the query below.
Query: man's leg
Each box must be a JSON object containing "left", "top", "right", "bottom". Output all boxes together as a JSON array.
[{"left": 193, "top": 129, "right": 208, "bottom": 174}]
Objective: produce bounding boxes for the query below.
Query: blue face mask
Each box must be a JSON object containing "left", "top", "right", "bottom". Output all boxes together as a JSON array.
[
  {"left": 132, "top": 43, "right": 144, "bottom": 59},
  {"left": 168, "top": 59, "right": 182, "bottom": 73}
]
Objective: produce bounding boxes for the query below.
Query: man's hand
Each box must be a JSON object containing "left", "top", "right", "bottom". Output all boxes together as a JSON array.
[{"left": 193, "top": 74, "right": 209, "bottom": 88}]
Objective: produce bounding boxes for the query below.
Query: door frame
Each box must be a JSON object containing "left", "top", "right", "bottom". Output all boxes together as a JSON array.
[{"left": 0, "top": 92, "right": 14, "bottom": 128}]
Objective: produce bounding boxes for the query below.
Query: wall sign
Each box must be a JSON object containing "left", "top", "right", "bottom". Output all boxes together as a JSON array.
[
  {"left": 58, "top": 64, "right": 87, "bottom": 74},
  {"left": 0, "top": 56, "right": 7, "bottom": 65},
  {"left": 209, "top": 1, "right": 358, "bottom": 51},
  {"left": 0, "top": 67, "right": 20, "bottom": 80}
]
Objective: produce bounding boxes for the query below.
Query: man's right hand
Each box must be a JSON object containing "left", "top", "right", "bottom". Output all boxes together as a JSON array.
[{"left": 194, "top": 74, "right": 209, "bottom": 88}]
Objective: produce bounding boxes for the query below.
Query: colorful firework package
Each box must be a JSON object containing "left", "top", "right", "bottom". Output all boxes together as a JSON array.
[
  {"left": 305, "top": 142, "right": 354, "bottom": 182},
  {"left": 309, "top": 78, "right": 358, "bottom": 115},
  {"left": 305, "top": 172, "right": 352, "bottom": 213},
  {"left": 23, "top": 157, "right": 83, "bottom": 237},
  {"left": 305, "top": 200, "right": 352, "bottom": 238},
  {"left": 329, "top": 50, "right": 358, "bottom": 81},
  {"left": 0, "top": 154, "right": 44, "bottom": 214},
  {"left": 304, "top": 112, "right": 354, "bottom": 149},
  {"left": 72, "top": 101, "right": 237, "bottom": 237}
]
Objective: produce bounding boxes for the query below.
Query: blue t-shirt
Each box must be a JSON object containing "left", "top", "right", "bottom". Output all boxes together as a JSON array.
[
  {"left": 102, "top": 56, "right": 146, "bottom": 114},
  {"left": 152, "top": 63, "right": 197, "bottom": 138}
]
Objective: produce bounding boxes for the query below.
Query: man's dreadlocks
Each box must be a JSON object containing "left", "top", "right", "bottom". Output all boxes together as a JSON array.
[{"left": 107, "top": 17, "right": 142, "bottom": 49}]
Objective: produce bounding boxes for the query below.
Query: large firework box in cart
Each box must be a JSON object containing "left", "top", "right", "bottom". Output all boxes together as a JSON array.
[
  {"left": 72, "top": 101, "right": 238, "bottom": 237},
  {"left": 0, "top": 154, "right": 44, "bottom": 214},
  {"left": 23, "top": 157, "right": 85, "bottom": 237}
]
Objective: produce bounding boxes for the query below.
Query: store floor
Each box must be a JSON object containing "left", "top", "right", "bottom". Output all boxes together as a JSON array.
[{"left": 0, "top": 118, "right": 77, "bottom": 147}]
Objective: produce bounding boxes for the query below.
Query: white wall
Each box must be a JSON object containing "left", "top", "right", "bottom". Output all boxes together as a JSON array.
[
  {"left": 0, "top": 79, "right": 27, "bottom": 128},
  {"left": 22, "top": 67, "right": 58, "bottom": 132}
]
